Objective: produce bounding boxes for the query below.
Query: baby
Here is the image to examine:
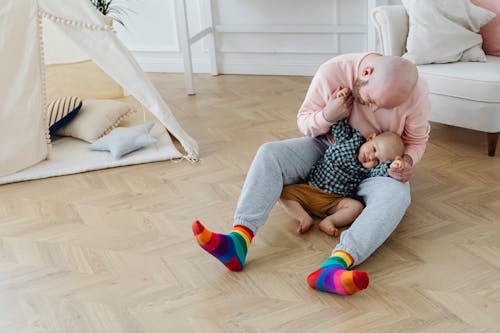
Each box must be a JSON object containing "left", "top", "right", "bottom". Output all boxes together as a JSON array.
[{"left": 280, "top": 89, "right": 405, "bottom": 237}]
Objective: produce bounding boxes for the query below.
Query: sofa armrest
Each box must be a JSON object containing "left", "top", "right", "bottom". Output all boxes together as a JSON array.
[{"left": 371, "top": 5, "right": 409, "bottom": 56}]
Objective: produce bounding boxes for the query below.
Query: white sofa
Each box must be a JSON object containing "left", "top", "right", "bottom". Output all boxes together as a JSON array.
[{"left": 372, "top": 5, "right": 500, "bottom": 156}]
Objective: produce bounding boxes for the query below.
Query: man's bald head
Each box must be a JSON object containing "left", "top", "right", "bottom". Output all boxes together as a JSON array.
[{"left": 354, "top": 55, "right": 419, "bottom": 109}]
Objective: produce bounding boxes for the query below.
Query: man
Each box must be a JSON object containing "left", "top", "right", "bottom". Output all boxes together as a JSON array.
[{"left": 192, "top": 52, "right": 430, "bottom": 296}]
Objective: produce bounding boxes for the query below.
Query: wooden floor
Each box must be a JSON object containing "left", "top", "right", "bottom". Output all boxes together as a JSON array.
[{"left": 1, "top": 73, "right": 499, "bottom": 333}]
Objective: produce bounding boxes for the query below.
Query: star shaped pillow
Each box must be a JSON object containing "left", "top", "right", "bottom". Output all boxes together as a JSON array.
[{"left": 88, "top": 122, "right": 157, "bottom": 160}]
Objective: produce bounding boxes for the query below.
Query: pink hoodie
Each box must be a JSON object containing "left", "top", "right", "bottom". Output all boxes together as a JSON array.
[{"left": 297, "top": 52, "right": 431, "bottom": 165}]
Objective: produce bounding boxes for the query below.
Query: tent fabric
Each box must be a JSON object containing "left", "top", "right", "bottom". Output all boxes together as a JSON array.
[
  {"left": 45, "top": 60, "right": 126, "bottom": 101},
  {"left": 0, "top": 0, "right": 198, "bottom": 178},
  {"left": 0, "top": 1, "right": 50, "bottom": 177}
]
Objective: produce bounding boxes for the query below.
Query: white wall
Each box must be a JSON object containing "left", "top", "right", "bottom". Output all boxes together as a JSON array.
[{"left": 115, "top": 0, "right": 392, "bottom": 76}]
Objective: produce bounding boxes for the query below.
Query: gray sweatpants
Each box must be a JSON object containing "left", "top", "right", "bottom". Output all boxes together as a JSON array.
[{"left": 233, "top": 136, "right": 411, "bottom": 266}]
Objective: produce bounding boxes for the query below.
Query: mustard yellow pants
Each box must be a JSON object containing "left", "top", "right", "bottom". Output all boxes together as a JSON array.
[{"left": 280, "top": 183, "right": 344, "bottom": 218}]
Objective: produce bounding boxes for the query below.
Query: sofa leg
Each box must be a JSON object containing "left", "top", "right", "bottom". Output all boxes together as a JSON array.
[{"left": 487, "top": 132, "right": 499, "bottom": 156}]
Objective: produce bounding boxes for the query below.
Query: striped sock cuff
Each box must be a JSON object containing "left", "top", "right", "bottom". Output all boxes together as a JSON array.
[
  {"left": 232, "top": 225, "right": 254, "bottom": 248},
  {"left": 332, "top": 250, "right": 354, "bottom": 268}
]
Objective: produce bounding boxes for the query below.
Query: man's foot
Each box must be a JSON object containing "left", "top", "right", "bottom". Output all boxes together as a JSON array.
[
  {"left": 307, "top": 250, "right": 369, "bottom": 295},
  {"left": 297, "top": 216, "right": 314, "bottom": 234},
  {"left": 318, "top": 218, "right": 340, "bottom": 237},
  {"left": 192, "top": 220, "right": 253, "bottom": 271}
]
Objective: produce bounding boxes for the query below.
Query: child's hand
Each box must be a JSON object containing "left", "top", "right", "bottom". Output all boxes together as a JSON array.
[
  {"left": 389, "top": 157, "right": 404, "bottom": 171},
  {"left": 322, "top": 87, "right": 353, "bottom": 123},
  {"left": 389, "top": 155, "right": 413, "bottom": 182},
  {"left": 335, "top": 87, "right": 350, "bottom": 98}
]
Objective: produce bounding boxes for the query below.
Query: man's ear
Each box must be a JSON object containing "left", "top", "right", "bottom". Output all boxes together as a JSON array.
[
  {"left": 366, "top": 133, "right": 377, "bottom": 141},
  {"left": 361, "top": 66, "right": 374, "bottom": 78}
]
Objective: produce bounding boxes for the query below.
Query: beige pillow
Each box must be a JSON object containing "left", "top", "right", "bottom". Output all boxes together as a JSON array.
[
  {"left": 402, "top": 0, "right": 496, "bottom": 64},
  {"left": 56, "top": 99, "right": 134, "bottom": 142}
]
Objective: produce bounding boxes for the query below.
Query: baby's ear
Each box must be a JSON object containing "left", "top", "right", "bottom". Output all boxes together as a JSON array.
[{"left": 366, "top": 133, "right": 377, "bottom": 141}]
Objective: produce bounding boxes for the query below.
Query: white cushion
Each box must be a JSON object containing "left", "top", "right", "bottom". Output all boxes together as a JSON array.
[
  {"left": 402, "top": 0, "right": 495, "bottom": 64},
  {"left": 418, "top": 56, "right": 500, "bottom": 103}
]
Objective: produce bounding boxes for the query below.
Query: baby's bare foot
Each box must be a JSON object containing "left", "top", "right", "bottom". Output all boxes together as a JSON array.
[
  {"left": 297, "top": 217, "right": 313, "bottom": 234},
  {"left": 318, "top": 219, "right": 340, "bottom": 237}
]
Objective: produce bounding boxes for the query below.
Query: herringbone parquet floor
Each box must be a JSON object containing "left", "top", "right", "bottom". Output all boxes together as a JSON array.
[{"left": 0, "top": 73, "right": 499, "bottom": 333}]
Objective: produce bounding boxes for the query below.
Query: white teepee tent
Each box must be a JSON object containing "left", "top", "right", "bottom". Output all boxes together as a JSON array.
[{"left": 0, "top": 0, "right": 198, "bottom": 181}]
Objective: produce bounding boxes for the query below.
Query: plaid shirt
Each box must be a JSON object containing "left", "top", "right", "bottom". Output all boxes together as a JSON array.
[{"left": 308, "top": 119, "right": 391, "bottom": 197}]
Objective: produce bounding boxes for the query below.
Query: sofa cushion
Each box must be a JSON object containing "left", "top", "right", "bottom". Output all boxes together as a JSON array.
[
  {"left": 417, "top": 56, "right": 500, "bottom": 103},
  {"left": 472, "top": 0, "right": 500, "bottom": 56},
  {"left": 401, "top": 0, "right": 495, "bottom": 64}
]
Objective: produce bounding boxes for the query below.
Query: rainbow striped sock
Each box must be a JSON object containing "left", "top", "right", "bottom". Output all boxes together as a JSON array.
[
  {"left": 306, "top": 250, "right": 369, "bottom": 295},
  {"left": 192, "top": 220, "right": 253, "bottom": 271}
]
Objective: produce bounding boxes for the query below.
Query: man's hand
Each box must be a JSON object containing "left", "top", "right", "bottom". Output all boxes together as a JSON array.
[
  {"left": 389, "top": 155, "right": 413, "bottom": 182},
  {"left": 322, "top": 87, "right": 353, "bottom": 123}
]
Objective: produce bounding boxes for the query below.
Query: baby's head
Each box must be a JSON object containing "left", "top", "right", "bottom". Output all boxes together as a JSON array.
[{"left": 358, "top": 131, "right": 404, "bottom": 169}]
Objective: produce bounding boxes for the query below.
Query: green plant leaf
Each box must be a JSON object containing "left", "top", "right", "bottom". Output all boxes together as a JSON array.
[{"left": 89, "top": 0, "right": 134, "bottom": 27}]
